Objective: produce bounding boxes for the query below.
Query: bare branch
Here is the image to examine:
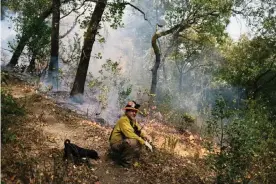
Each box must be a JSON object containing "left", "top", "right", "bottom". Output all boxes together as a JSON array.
[
  {"left": 84, "top": 0, "right": 149, "bottom": 21},
  {"left": 60, "top": 0, "right": 88, "bottom": 19},
  {"left": 59, "top": 7, "right": 88, "bottom": 39},
  {"left": 122, "top": 2, "right": 147, "bottom": 21},
  {"left": 231, "top": 9, "right": 246, "bottom": 16}
]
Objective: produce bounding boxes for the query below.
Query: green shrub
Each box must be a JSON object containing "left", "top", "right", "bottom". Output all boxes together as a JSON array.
[
  {"left": 165, "top": 109, "right": 196, "bottom": 133},
  {"left": 1, "top": 89, "right": 25, "bottom": 143},
  {"left": 178, "top": 113, "right": 195, "bottom": 132},
  {"left": 205, "top": 97, "right": 276, "bottom": 183}
]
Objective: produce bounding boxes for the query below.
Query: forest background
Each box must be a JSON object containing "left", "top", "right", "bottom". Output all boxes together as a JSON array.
[{"left": 1, "top": 0, "right": 276, "bottom": 183}]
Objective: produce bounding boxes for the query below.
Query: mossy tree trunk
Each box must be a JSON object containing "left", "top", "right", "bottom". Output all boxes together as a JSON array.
[{"left": 70, "top": 0, "right": 107, "bottom": 97}]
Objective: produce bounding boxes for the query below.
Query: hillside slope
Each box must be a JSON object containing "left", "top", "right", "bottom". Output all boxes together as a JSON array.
[{"left": 1, "top": 72, "right": 211, "bottom": 184}]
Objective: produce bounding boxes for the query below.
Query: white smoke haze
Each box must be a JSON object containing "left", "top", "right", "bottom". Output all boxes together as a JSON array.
[
  {"left": 1, "top": 1, "right": 248, "bottom": 124},
  {"left": 1, "top": 10, "right": 17, "bottom": 65}
]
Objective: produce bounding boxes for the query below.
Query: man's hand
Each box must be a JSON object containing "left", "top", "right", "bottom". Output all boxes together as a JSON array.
[
  {"left": 144, "top": 141, "right": 153, "bottom": 152},
  {"left": 143, "top": 134, "right": 152, "bottom": 143}
]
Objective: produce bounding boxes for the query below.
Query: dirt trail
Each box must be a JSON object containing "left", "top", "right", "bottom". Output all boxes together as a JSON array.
[{"left": 1, "top": 73, "right": 210, "bottom": 184}]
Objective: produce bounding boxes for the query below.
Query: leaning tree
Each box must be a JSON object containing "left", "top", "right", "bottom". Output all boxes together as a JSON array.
[{"left": 150, "top": 0, "right": 241, "bottom": 97}]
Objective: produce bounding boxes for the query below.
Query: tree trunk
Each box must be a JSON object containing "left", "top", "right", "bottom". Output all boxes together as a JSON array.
[
  {"left": 27, "top": 54, "right": 36, "bottom": 74},
  {"left": 179, "top": 71, "right": 183, "bottom": 92},
  {"left": 70, "top": 0, "right": 107, "bottom": 98},
  {"left": 48, "top": 0, "right": 60, "bottom": 90},
  {"left": 149, "top": 23, "right": 186, "bottom": 97},
  {"left": 8, "top": 35, "right": 29, "bottom": 67},
  {"left": 150, "top": 34, "right": 161, "bottom": 95},
  {"left": 1, "top": 3, "right": 7, "bottom": 20},
  {"left": 7, "top": 6, "right": 53, "bottom": 67}
]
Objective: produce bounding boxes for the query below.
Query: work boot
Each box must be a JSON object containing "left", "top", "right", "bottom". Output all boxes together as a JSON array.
[
  {"left": 109, "top": 152, "right": 131, "bottom": 168},
  {"left": 110, "top": 139, "right": 141, "bottom": 168},
  {"left": 118, "top": 158, "right": 132, "bottom": 168},
  {"left": 108, "top": 149, "right": 122, "bottom": 163},
  {"left": 120, "top": 149, "right": 136, "bottom": 168},
  {"left": 121, "top": 162, "right": 131, "bottom": 168}
]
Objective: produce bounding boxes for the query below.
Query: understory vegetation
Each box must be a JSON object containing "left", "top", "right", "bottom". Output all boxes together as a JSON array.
[{"left": 1, "top": 87, "right": 25, "bottom": 144}]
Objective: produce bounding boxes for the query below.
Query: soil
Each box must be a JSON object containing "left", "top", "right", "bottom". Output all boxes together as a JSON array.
[{"left": 1, "top": 71, "right": 212, "bottom": 184}]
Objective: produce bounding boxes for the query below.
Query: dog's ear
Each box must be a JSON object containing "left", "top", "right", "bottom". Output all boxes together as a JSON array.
[{"left": 65, "top": 139, "right": 70, "bottom": 144}]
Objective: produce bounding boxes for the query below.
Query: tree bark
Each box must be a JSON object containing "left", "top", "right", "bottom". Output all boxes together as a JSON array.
[
  {"left": 150, "top": 34, "right": 161, "bottom": 95},
  {"left": 27, "top": 54, "right": 36, "bottom": 73},
  {"left": 48, "top": 0, "right": 60, "bottom": 90},
  {"left": 70, "top": 0, "right": 107, "bottom": 98},
  {"left": 8, "top": 35, "right": 30, "bottom": 66},
  {"left": 150, "top": 24, "right": 184, "bottom": 95},
  {"left": 7, "top": 6, "right": 53, "bottom": 67}
]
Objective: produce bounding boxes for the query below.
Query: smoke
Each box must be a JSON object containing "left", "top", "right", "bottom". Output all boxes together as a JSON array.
[
  {"left": 0, "top": 10, "right": 16, "bottom": 65},
  {"left": 155, "top": 46, "right": 243, "bottom": 117},
  {"left": 1, "top": 2, "right": 247, "bottom": 125}
]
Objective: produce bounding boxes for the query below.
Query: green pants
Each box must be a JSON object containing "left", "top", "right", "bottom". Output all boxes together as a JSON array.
[{"left": 109, "top": 139, "right": 141, "bottom": 166}]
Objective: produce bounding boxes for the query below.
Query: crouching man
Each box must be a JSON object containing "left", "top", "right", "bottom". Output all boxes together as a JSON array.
[{"left": 109, "top": 101, "right": 153, "bottom": 167}]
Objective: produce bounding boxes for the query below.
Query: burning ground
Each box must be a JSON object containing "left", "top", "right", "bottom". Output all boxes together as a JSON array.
[{"left": 1, "top": 72, "right": 213, "bottom": 184}]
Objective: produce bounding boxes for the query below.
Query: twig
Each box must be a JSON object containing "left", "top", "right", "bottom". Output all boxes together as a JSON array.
[{"left": 59, "top": 7, "right": 88, "bottom": 39}]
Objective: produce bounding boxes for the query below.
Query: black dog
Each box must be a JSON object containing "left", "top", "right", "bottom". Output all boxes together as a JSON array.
[{"left": 63, "top": 139, "right": 99, "bottom": 166}]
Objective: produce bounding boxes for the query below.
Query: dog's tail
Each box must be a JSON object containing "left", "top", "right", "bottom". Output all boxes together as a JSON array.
[{"left": 64, "top": 139, "right": 70, "bottom": 145}]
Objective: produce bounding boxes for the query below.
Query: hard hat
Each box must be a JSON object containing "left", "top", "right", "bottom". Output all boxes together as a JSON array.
[{"left": 124, "top": 101, "right": 140, "bottom": 111}]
